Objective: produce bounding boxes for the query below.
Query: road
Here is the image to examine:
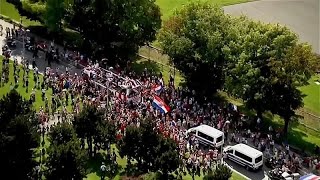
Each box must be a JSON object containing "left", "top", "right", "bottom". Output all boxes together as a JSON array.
[
  {"left": 0, "top": 19, "right": 80, "bottom": 75},
  {"left": 225, "top": 159, "right": 270, "bottom": 180}
]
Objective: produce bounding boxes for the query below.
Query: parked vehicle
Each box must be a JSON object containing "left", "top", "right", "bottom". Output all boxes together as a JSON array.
[
  {"left": 224, "top": 143, "right": 263, "bottom": 171},
  {"left": 186, "top": 125, "right": 224, "bottom": 149}
]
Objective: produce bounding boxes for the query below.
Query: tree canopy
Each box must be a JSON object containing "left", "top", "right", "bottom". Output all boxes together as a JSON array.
[
  {"left": 68, "top": 0, "right": 162, "bottom": 65},
  {"left": 158, "top": 2, "right": 231, "bottom": 100},
  {"left": 223, "top": 17, "right": 319, "bottom": 134},
  {"left": 45, "top": 122, "right": 88, "bottom": 180},
  {"left": 159, "top": 3, "right": 319, "bottom": 135},
  {"left": 44, "top": 0, "right": 65, "bottom": 32},
  {"left": 0, "top": 90, "right": 40, "bottom": 180},
  {"left": 118, "top": 118, "right": 180, "bottom": 176}
]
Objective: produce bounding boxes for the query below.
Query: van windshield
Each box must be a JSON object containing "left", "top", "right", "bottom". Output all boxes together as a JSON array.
[
  {"left": 216, "top": 135, "right": 223, "bottom": 143},
  {"left": 255, "top": 155, "right": 263, "bottom": 163}
]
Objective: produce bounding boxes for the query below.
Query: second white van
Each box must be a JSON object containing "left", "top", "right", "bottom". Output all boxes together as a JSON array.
[{"left": 224, "top": 143, "right": 263, "bottom": 171}]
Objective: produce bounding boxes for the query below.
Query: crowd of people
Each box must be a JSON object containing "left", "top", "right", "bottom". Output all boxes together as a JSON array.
[{"left": 1, "top": 23, "right": 319, "bottom": 177}]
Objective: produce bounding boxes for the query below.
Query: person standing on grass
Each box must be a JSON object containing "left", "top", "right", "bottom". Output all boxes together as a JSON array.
[{"left": 25, "top": 78, "right": 29, "bottom": 92}]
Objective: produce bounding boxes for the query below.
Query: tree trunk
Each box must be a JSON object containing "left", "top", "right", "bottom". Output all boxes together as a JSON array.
[
  {"left": 88, "top": 137, "right": 93, "bottom": 157},
  {"left": 283, "top": 117, "right": 290, "bottom": 137},
  {"left": 257, "top": 110, "right": 263, "bottom": 121}
]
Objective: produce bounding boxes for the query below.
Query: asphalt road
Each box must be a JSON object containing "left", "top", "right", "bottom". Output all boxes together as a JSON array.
[
  {"left": 225, "top": 159, "right": 271, "bottom": 180},
  {"left": 0, "top": 19, "right": 80, "bottom": 75}
]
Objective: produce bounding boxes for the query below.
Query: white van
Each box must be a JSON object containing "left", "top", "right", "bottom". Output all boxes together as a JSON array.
[
  {"left": 186, "top": 125, "right": 224, "bottom": 148},
  {"left": 224, "top": 143, "right": 263, "bottom": 171}
]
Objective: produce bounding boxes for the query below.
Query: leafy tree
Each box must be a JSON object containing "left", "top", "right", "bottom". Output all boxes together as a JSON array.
[
  {"left": 68, "top": 0, "right": 161, "bottom": 65},
  {"left": 118, "top": 125, "right": 142, "bottom": 168},
  {"left": 223, "top": 17, "right": 319, "bottom": 135},
  {"left": 118, "top": 118, "right": 159, "bottom": 173},
  {"left": 44, "top": 0, "right": 65, "bottom": 32},
  {"left": 93, "top": 119, "right": 117, "bottom": 152},
  {"left": 158, "top": 2, "right": 230, "bottom": 100},
  {"left": 203, "top": 164, "right": 232, "bottom": 180},
  {"left": 0, "top": 90, "right": 40, "bottom": 180},
  {"left": 48, "top": 121, "right": 76, "bottom": 145},
  {"left": 73, "top": 105, "right": 104, "bottom": 157},
  {"left": 119, "top": 117, "right": 180, "bottom": 175},
  {"left": 266, "top": 43, "right": 319, "bottom": 135},
  {"left": 155, "top": 136, "right": 180, "bottom": 178},
  {"left": 45, "top": 122, "right": 88, "bottom": 180}
]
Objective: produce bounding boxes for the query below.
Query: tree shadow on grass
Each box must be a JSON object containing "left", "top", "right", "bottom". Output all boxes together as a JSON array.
[
  {"left": 216, "top": 92, "right": 319, "bottom": 155},
  {"left": 86, "top": 152, "right": 124, "bottom": 179},
  {"left": 86, "top": 152, "right": 105, "bottom": 176},
  {"left": 131, "top": 59, "right": 161, "bottom": 75}
]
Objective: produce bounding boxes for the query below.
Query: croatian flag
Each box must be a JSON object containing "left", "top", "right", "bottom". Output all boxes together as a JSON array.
[
  {"left": 152, "top": 84, "right": 163, "bottom": 94},
  {"left": 300, "top": 174, "right": 320, "bottom": 180},
  {"left": 152, "top": 95, "right": 170, "bottom": 114}
]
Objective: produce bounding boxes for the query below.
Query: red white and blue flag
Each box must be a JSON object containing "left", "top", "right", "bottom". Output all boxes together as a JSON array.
[
  {"left": 300, "top": 174, "right": 320, "bottom": 180},
  {"left": 152, "top": 84, "right": 163, "bottom": 94},
  {"left": 152, "top": 95, "right": 170, "bottom": 114}
]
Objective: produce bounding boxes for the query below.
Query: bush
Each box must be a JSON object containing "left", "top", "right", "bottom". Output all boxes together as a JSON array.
[{"left": 203, "top": 164, "right": 232, "bottom": 180}]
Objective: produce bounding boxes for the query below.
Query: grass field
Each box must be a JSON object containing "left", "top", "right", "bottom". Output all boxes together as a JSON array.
[
  {"left": 156, "top": 0, "right": 251, "bottom": 20},
  {"left": 299, "top": 75, "right": 320, "bottom": 116},
  {"left": 0, "top": 57, "right": 74, "bottom": 112},
  {"left": 0, "top": 0, "right": 41, "bottom": 26}
]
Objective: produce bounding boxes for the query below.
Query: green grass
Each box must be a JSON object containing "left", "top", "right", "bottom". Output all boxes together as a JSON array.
[
  {"left": 0, "top": 0, "right": 41, "bottom": 27},
  {"left": 0, "top": 57, "right": 73, "bottom": 112},
  {"left": 155, "top": 0, "right": 251, "bottom": 20},
  {"left": 299, "top": 75, "right": 320, "bottom": 116},
  {"left": 132, "top": 57, "right": 184, "bottom": 86}
]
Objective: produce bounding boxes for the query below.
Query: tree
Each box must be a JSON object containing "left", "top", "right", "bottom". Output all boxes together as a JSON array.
[
  {"left": 203, "top": 164, "right": 232, "bottom": 180},
  {"left": 158, "top": 2, "right": 230, "bottom": 100},
  {"left": 45, "top": 122, "right": 88, "bottom": 180},
  {"left": 266, "top": 43, "right": 319, "bottom": 135},
  {"left": 118, "top": 125, "right": 142, "bottom": 169},
  {"left": 154, "top": 136, "right": 180, "bottom": 178},
  {"left": 223, "top": 17, "right": 319, "bottom": 135},
  {"left": 44, "top": 0, "right": 66, "bottom": 32},
  {"left": 48, "top": 121, "right": 76, "bottom": 145},
  {"left": 73, "top": 105, "right": 104, "bottom": 156},
  {"left": 0, "top": 90, "right": 40, "bottom": 180},
  {"left": 118, "top": 118, "right": 159, "bottom": 173},
  {"left": 68, "top": 0, "right": 161, "bottom": 65},
  {"left": 93, "top": 119, "right": 116, "bottom": 152},
  {"left": 118, "top": 117, "right": 180, "bottom": 175}
]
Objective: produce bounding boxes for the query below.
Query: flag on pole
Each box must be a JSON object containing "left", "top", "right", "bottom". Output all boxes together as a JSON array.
[{"left": 152, "top": 95, "right": 170, "bottom": 114}]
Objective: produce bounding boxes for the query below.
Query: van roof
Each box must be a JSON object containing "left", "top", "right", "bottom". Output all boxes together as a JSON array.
[
  {"left": 233, "top": 143, "right": 263, "bottom": 158},
  {"left": 190, "top": 125, "right": 224, "bottom": 138}
]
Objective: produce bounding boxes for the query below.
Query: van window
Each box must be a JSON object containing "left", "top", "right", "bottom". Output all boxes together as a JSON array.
[
  {"left": 198, "top": 131, "right": 214, "bottom": 142},
  {"left": 227, "top": 149, "right": 233, "bottom": 154},
  {"left": 255, "top": 155, "right": 262, "bottom": 163},
  {"left": 216, "top": 135, "right": 223, "bottom": 143},
  {"left": 235, "top": 151, "right": 252, "bottom": 162}
]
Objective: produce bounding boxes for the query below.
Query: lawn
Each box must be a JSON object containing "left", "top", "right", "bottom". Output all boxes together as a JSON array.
[
  {"left": 298, "top": 75, "right": 320, "bottom": 116},
  {"left": 0, "top": 56, "right": 74, "bottom": 112},
  {"left": 156, "top": 0, "right": 251, "bottom": 20},
  {"left": 0, "top": 0, "right": 41, "bottom": 27}
]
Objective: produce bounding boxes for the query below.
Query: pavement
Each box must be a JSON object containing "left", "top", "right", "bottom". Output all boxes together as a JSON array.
[
  {"left": 0, "top": 19, "right": 80, "bottom": 75},
  {"left": 224, "top": 0, "right": 320, "bottom": 54}
]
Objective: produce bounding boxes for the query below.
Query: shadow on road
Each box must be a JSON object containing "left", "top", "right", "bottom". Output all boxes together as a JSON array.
[{"left": 225, "top": 159, "right": 270, "bottom": 180}]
